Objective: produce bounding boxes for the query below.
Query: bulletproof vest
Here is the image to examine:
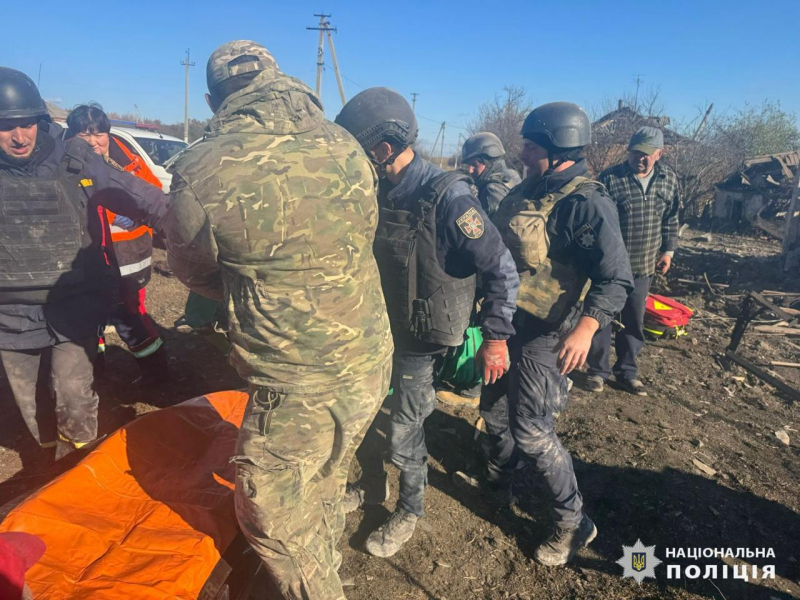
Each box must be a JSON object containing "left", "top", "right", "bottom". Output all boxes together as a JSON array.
[
  {"left": 0, "top": 141, "right": 99, "bottom": 304},
  {"left": 494, "top": 175, "right": 600, "bottom": 323},
  {"left": 373, "top": 172, "right": 476, "bottom": 347}
]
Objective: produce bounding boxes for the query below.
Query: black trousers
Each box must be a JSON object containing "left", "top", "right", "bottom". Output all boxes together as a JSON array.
[
  {"left": 587, "top": 275, "right": 652, "bottom": 381},
  {"left": 0, "top": 338, "right": 99, "bottom": 446}
]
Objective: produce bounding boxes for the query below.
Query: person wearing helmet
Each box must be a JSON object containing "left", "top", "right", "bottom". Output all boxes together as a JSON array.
[
  {"left": 334, "top": 87, "right": 519, "bottom": 558},
  {"left": 163, "top": 41, "right": 393, "bottom": 599},
  {"left": 457, "top": 102, "right": 633, "bottom": 566},
  {"left": 460, "top": 132, "right": 521, "bottom": 217},
  {"left": 0, "top": 67, "right": 166, "bottom": 462}
]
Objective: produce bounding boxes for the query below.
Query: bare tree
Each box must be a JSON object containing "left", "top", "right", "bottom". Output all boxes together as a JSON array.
[{"left": 467, "top": 86, "right": 532, "bottom": 174}]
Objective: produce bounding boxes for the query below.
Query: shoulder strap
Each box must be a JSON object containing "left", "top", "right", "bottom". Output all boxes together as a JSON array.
[
  {"left": 417, "top": 171, "right": 472, "bottom": 218},
  {"left": 61, "top": 138, "right": 95, "bottom": 177}
]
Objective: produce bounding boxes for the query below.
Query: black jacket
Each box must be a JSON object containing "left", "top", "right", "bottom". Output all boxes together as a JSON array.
[{"left": 0, "top": 128, "right": 166, "bottom": 349}]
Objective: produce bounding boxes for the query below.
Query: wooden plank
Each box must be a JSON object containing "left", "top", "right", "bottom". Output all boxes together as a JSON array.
[
  {"left": 770, "top": 361, "right": 800, "bottom": 369},
  {"left": 725, "top": 350, "right": 800, "bottom": 402}
]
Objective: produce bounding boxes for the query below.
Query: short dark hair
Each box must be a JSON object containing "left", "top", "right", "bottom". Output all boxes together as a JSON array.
[
  {"left": 208, "top": 56, "right": 260, "bottom": 111},
  {"left": 66, "top": 103, "right": 110, "bottom": 138}
]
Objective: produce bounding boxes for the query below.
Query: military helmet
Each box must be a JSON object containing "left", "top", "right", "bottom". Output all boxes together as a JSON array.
[
  {"left": 462, "top": 132, "right": 505, "bottom": 162},
  {"left": 521, "top": 102, "right": 591, "bottom": 150},
  {"left": 0, "top": 67, "right": 49, "bottom": 121},
  {"left": 207, "top": 40, "right": 280, "bottom": 91},
  {"left": 334, "top": 87, "right": 418, "bottom": 151}
]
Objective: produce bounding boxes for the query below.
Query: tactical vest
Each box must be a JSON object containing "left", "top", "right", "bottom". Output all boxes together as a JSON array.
[
  {"left": 494, "top": 175, "right": 600, "bottom": 323},
  {"left": 373, "top": 172, "right": 476, "bottom": 347},
  {"left": 0, "top": 141, "right": 103, "bottom": 304}
]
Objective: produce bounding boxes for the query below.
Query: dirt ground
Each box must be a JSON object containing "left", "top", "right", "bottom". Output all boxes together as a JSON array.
[{"left": 1, "top": 228, "right": 799, "bottom": 600}]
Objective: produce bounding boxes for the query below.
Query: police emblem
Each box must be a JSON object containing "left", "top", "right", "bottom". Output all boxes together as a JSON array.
[
  {"left": 616, "top": 539, "right": 662, "bottom": 585},
  {"left": 575, "top": 223, "right": 596, "bottom": 249},
  {"left": 456, "top": 207, "right": 484, "bottom": 239}
]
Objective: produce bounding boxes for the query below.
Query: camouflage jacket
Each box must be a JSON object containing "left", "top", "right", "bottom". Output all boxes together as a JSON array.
[
  {"left": 474, "top": 158, "right": 521, "bottom": 217},
  {"left": 164, "top": 71, "right": 393, "bottom": 392}
]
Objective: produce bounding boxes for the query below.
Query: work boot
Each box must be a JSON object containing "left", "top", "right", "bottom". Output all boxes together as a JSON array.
[
  {"left": 452, "top": 471, "right": 516, "bottom": 506},
  {"left": 616, "top": 377, "right": 648, "bottom": 396},
  {"left": 133, "top": 345, "right": 170, "bottom": 386},
  {"left": 365, "top": 509, "right": 418, "bottom": 558},
  {"left": 343, "top": 479, "right": 390, "bottom": 514},
  {"left": 436, "top": 389, "right": 479, "bottom": 408},
  {"left": 584, "top": 376, "right": 604, "bottom": 393},
  {"left": 534, "top": 514, "right": 598, "bottom": 567}
]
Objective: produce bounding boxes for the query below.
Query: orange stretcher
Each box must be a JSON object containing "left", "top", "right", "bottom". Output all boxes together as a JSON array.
[{"left": 0, "top": 391, "right": 254, "bottom": 600}]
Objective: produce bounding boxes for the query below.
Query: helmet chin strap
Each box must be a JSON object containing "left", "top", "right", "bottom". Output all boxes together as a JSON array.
[{"left": 371, "top": 144, "right": 406, "bottom": 176}]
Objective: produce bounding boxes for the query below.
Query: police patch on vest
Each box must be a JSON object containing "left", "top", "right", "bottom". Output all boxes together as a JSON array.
[
  {"left": 575, "top": 223, "right": 597, "bottom": 249},
  {"left": 456, "top": 207, "right": 484, "bottom": 239}
]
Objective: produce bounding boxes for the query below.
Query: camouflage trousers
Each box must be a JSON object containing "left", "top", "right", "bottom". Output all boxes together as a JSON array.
[{"left": 233, "top": 358, "right": 391, "bottom": 600}]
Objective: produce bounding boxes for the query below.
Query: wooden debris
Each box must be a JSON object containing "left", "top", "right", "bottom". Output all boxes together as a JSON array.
[
  {"left": 775, "top": 429, "right": 790, "bottom": 446},
  {"left": 770, "top": 361, "right": 800, "bottom": 369},
  {"left": 692, "top": 459, "right": 717, "bottom": 477}
]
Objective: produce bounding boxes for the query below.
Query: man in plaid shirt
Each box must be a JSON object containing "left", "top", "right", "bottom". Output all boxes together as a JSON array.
[{"left": 585, "top": 127, "right": 680, "bottom": 395}]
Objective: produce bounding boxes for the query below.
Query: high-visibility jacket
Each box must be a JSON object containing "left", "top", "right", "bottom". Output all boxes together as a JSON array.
[{"left": 106, "top": 136, "right": 161, "bottom": 290}]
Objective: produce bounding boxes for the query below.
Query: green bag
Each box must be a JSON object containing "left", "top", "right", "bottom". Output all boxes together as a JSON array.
[{"left": 439, "top": 326, "right": 484, "bottom": 390}]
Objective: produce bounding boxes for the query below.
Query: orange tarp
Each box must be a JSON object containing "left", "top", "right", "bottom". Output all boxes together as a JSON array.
[{"left": 0, "top": 391, "right": 249, "bottom": 600}]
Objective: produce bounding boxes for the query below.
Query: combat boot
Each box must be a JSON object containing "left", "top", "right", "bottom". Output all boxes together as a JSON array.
[
  {"left": 365, "top": 509, "right": 418, "bottom": 558},
  {"left": 452, "top": 470, "right": 516, "bottom": 507},
  {"left": 343, "top": 479, "right": 390, "bottom": 514},
  {"left": 584, "top": 376, "right": 604, "bottom": 393},
  {"left": 534, "top": 514, "right": 597, "bottom": 566}
]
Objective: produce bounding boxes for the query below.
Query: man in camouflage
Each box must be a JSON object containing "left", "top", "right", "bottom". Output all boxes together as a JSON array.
[
  {"left": 164, "top": 41, "right": 393, "bottom": 600},
  {"left": 461, "top": 132, "right": 521, "bottom": 217}
]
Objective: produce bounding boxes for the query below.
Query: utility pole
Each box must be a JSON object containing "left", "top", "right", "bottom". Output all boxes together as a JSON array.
[
  {"left": 37, "top": 63, "right": 42, "bottom": 89},
  {"left": 430, "top": 122, "right": 443, "bottom": 163},
  {"left": 181, "top": 49, "right": 195, "bottom": 143},
  {"left": 439, "top": 122, "right": 446, "bottom": 168},
  {"left": 692, "top": 103, "right": 714, "bottom": 140},
  {"left": 410, "top": 92, "right": 419, "bottom": 113},
  {"left": 454, "top": 133, "right": 462, "bottom": 170},
  {"left": 633, "top": 74, "right": 644, "bottom": 111},
  {"left": 307, "top": 13, "right": 347, "bottom": 106}
]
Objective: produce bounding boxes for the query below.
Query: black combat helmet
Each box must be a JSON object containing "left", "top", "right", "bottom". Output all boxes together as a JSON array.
[
  {"left": 521, "top": 102, "right": 590, "bottom": 150},
  {"left": 461, "top": 132, "right": 505, "bottom": 163},
  {"left": 0, "top": 67, "right": 49, "bottom": 121},
  {"left": 334, "top": 87, "right": 418, "bottom": 153}
]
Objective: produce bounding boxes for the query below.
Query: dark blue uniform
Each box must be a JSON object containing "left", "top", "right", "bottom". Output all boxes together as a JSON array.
[
  {"left": 358, "top": 153, "right": 519, "bottom": 517},
  {"left": 481, "top": 159, "right": 633, "bottom": 528},
  {"left": 0, "top": 126, "right": 166, "bottom": 447}
]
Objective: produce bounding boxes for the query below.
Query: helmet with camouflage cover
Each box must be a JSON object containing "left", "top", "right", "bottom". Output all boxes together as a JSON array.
[
  {"left": 461, "top": 132, "right": 505, "bottom": 163},
  {"left": 334, "top": 87, "right": 418, "bottom": 153},
  {"left": 206, "top": 40, "right": 280, "bottom": 92},
  {"left": 0, "top": 67, "right": 49, "bottom": 121},
  {"left": 521, "top": 102, "right": 591, "bottom": 150}
]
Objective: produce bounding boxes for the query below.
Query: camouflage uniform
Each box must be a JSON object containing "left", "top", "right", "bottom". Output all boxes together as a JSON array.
[{"left": 164, "top": 41, "right": 393, "bottom": 599}]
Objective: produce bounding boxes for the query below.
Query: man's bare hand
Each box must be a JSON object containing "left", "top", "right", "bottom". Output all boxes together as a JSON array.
[
  {"left": 555, "top": 316, "right": 600, "bottom": 375},
  {"left": 657, "top": 254, "right": 672, "bottom": 275}
]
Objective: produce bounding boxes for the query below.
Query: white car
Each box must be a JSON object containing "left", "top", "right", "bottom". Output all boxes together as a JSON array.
[{"left": 108, "top": 123, "right": 188, "bottom": 191}]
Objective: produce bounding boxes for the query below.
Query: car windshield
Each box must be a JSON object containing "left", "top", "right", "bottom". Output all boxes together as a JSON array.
[{"left": 133, "top": 137, "right": 187, "bottom": 167}]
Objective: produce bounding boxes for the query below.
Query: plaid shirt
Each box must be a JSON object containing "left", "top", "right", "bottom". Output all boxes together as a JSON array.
[{"left": 599, "top": 161, "right": 680, "bottom": 277}]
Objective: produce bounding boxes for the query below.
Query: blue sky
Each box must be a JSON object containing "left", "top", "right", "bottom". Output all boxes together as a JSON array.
[{"left": 4, "top": 1, "right": 799, "bottom": 153}]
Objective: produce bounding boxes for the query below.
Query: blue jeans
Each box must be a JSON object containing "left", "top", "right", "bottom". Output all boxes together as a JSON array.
[
  {"left": 508, "top": 332, "right": 583, "bottom": 529},
  {"left": 587, "top": 275, "right": 652, "bottom": 381},
  {"left": 355, "top": 351, "right": 443, "bottom": 517}
]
